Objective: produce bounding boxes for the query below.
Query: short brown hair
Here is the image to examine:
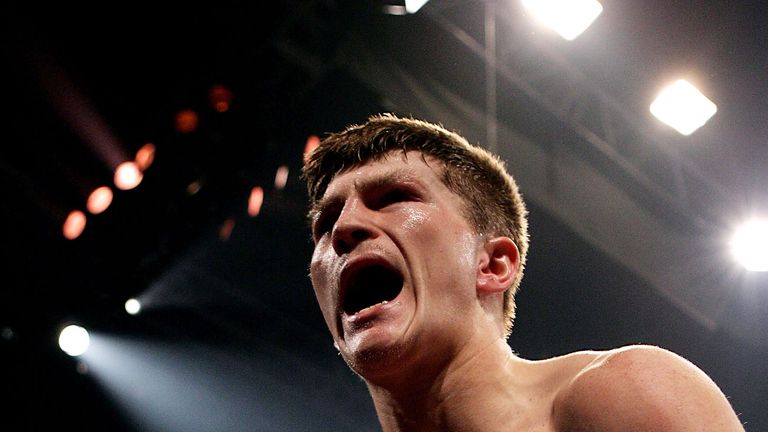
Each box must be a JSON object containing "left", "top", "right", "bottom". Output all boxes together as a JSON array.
[{"left": 302, "top": 113, "right": 529, "bottom": 335}]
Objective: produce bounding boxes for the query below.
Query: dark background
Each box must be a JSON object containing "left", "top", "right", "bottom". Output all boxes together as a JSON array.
[{"left": 2, "top": 1, "right": 766, "bottom": 431}]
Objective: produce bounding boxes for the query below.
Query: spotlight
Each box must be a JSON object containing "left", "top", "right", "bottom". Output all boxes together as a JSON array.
[
  {"left": 650, "top": 79, "right": 717, "bottom": 136},
  {"left": 522, "top": 0, "right": 603, "bottom": 41},
  {"left": 59, "top": 325, "right": 90, "bottom": 356},
  {"left": 731, "top": 219, "right": 768, "bottom": 271},
  {"left": 125, "top": 298, "right": 142, "bottom": 315},
  {"left": 114, "top": 161, "right": 143, "bottom": 190}
]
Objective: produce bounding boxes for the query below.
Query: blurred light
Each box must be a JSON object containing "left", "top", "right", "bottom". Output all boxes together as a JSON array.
[
  {"left": 275, "top": 165, "right": 289, "bottom": 190},
  {"left": 209, "top": 84, "right": 233, "bottom": 113},
  {"left": 650, "top": 79, "right": 717, "bottom": 136},
  {"left": 114, "top": 161, "right": 143, "bottom": 190},
  {"left": 36, "top": 61, "right": 127, "bottom": 179},
  {"left": 63, "top": 210, "right": 87, "bottom": 240},
  {"left": 1, "top": 327, "right": 14, "bottom": 341},
  {"left": 186, "top": 180, "right": 202, "bottom": 195},
  {"left": 125, "top": 298, "right": 141, "bottom": 315},
  {"left": 248, "top": 186, "right": 264, "bottom": 217},
  {"left": 219, "top": 218, "right": 235, "bottom": 241},
  {"left": 59, "top": 325, "right": 90, "bottom": 356},
  {"left": 175, "top": 109, "right": 199, "bottom": 133},
  {"left": 383, "top": 5, "right": 407, "bottom": 15},
  {"left": 87, "top": 186, "right": 113, "bottom": 214},
  {"left": 304, "top": 135, "right": 320, "bottom": 161},
  {"left": 135, "top": 143, "right": 156, "bottom": 171},
  {"left": 731, "top": 219, "right": 768, "bottom": 271},
  {"left": 522, "top": 0, "right": 603, "bottom": 41}
]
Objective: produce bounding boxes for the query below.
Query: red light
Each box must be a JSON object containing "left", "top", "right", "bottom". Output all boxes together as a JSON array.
[
  {"left": 175, "top": 109, "right": 199, "bottom": 133},
  {"left": 63, "top": 210, "right": 86, "bottom": 240},
  {"left": 114, "top": 161, "right": 143, "bottom": 190},
  {"left": 86, "top": 186, "right": 113, "bottom": 214},
  {"left": 304, "top": 135, "right": 320, "bottom": 161},
  {"left": 248, "top": 186, "right": 264, "bottom": 217},
  {"left": 135, "top": 143, "right": 156, "bottom": 171},
  {"left": 209, "top": 84, "right": 233, "bottom": 113},
  {"left": 219, "top": 218, "right": 235, "bottom": 241}
]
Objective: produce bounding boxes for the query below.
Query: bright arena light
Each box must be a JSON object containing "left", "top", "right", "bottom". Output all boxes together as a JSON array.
[
  {"left": 650, "top": 79, "right": 718, "bottom": 136},
  {"left": 59, "top": 325, "right": 90, "bottom": 357},
  {"left": 87, "top": 186, "right": 113, "bottom": 214},
  {"left": 125, "top": 298, "right": 142, "bottom": 315},
  {"left": 62, "top": 210, "right": 87, "bottom": 240},
  {"left": 731, "top": 219, "right": 768, "bottom": 271},
  {"left": 114, "top": 161, "right": 144, "bottom": 190},
  {"left": 406, "top": 0, "right": 429, "bottom": 13},
  {"left": 522, "top": 0, "right": 603, "bottom": 41},
  {"left": 383, "top": 0, "right": 428, "bottom": 14}
]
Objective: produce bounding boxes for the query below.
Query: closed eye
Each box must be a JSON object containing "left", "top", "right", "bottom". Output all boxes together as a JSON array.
[
  {"left": 310, "top": 182, "right": 423, "bottom": 241},
  {"left": 312, "top": 207, "right": 340, "bottom": 240},
  {"left": 379, "top": 188, "right": 413, "bottom": 206},
  {"left": 373, "top": 186, "right": 420, "bottom": 209}
]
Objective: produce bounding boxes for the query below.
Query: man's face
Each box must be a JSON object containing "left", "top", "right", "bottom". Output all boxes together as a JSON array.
[{"left": 309, "top": 151, "right": 485, "bottom": 379}]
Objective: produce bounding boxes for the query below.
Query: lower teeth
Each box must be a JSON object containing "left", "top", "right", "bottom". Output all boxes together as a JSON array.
[{"left": 356, "top": 300, "right": 388, "bottom": 315}]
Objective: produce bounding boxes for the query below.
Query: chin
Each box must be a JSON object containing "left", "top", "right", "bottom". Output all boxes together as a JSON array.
[
  {"left": 341, "top": 333, "right": 411, "bottom": 381},
  {"left": 347, "top": 351, "right": 408, "bottom": 384}
]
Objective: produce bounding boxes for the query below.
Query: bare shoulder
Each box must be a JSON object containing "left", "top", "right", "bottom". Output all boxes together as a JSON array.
[{"left": 551, "top": 345, "right": 745, "bottom": 431}]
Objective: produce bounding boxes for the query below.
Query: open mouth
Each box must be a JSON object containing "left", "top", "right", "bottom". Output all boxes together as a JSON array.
[{"left": 342, "top": 264, "right": 404, "bottom": 315}]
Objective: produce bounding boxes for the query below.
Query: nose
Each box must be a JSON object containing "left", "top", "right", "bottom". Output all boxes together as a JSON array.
[{"left": 331, "top": 199, "right": 377, "bottom": 255}]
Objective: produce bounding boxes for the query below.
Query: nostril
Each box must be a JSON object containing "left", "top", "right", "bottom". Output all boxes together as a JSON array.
[
  {"left": 332, "top": 226, "right": 371, "bottom": 254},
  {"left": 333, "top": 238, "right": 348, "bottom": 253}
]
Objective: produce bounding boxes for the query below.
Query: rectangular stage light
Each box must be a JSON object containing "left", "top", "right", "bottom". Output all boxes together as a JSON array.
[
  {"left": 650, "top": 79, "right": 718, "bottom": 136},
  {"left": 522, "top": 0, "right": 603, "bottom": 41}
]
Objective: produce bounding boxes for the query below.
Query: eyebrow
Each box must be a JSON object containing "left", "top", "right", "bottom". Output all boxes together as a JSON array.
[{"left": 309, "top": 168, "right": 422, "bottom": 222}]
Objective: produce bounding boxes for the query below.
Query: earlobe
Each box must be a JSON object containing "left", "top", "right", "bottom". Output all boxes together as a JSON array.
[{"left": 476, "top": 236, "right": 519, "bottom": 295}]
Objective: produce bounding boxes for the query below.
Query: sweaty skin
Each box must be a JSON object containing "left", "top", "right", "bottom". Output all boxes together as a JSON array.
[{"left": 309, "top": 152, "right": 745, "bottom": 432}]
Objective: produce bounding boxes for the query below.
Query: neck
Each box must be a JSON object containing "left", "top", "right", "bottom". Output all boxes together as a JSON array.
[{"left": 366, "top": 337, "right": 532, "bottom": 432}]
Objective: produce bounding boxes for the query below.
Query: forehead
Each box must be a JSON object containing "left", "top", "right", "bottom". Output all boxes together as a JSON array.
[{"left": 323, "top": 151, "right": 443, "bottom": 195}]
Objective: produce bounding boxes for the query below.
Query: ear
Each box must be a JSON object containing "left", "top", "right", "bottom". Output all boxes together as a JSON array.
[{"left": 476, "top": 236, "right": 519, "bottom": 295}]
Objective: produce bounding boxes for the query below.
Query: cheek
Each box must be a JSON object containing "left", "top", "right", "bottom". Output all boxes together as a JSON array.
[
  {"left": 309, "top": 253, "right": 341, "bottom": 335},
  {"left": 310, "top": 249, "right": 333, "bottom": 304},
  {"left": 401, "top": 207, "right": 430, "bottom": 231},
  {"left": 457, "top": 231, "right": 479, "bottom": 269}
]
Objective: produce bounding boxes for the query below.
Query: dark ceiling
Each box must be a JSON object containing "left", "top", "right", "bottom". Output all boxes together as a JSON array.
[{"left": 2, "top": 1, "right": 766, "bottom": 431}]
